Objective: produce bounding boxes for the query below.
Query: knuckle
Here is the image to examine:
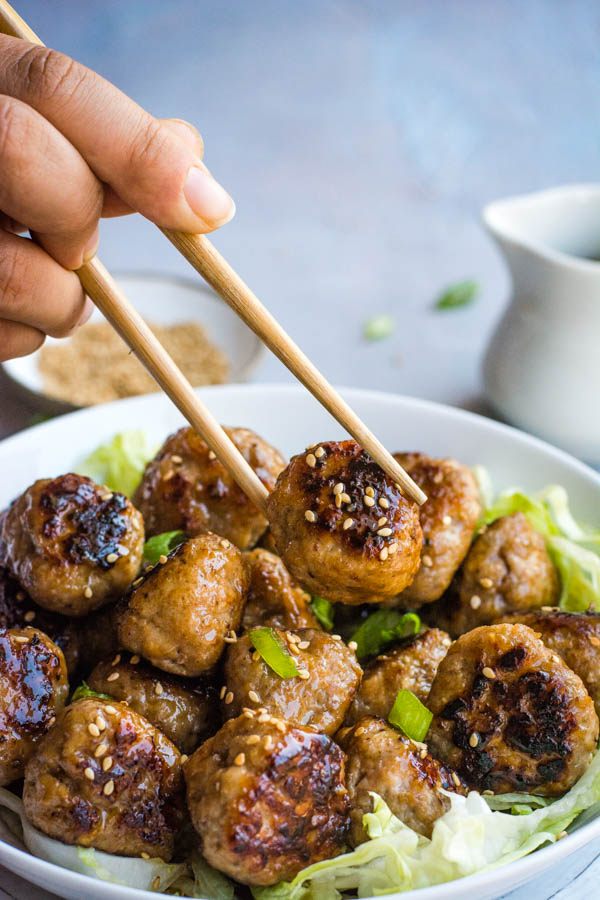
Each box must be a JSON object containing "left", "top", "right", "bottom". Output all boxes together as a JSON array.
[
  {"left": 0, "top": 321, "right": 44, "bottom": 362},
  {"left": 125, "top": 119, "right": 182, "bottom": 211},
  {"left": 0, "top": 238, "right": 28, "bottom": 317},
  {"left": 0, "top": 96, "right": 28, "bottom": 166},
  {"left": 15, "top": 47, "right": 88, "bottom": 108}
]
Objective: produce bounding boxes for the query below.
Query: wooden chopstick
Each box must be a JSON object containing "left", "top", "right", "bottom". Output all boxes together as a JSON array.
[{"left": 0, "top": 0, "right": 427, "bottom": 507}]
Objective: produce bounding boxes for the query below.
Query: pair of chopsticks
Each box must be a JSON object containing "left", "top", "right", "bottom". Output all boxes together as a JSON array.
[{"left": 0, "top": 1, "right": 426, "bottom": 510}]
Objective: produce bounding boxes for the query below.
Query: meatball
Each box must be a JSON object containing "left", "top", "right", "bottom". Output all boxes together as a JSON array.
[
  {"left": 241, "top": 548, "right": 319, "bottom": 631},
  {"left": 342, "top": 717, "right": 465, "bottom": 842},
  {"left": 345, "top": 628, "right": 451, "bottom": 724},
  {"left": 185, "top": 713, "right": 349, "bottom": 885},
  {"left": 118, "top": 534, "right": 247, "bottom": 677},
  {"left": 427, "top": 624, "right": 598, "bottom": 795},
  {"left": 0, "top": 627, "right": 69, "bottom": 786},
  {"left": 266, "top": 440, "right": 423, "bottom": 605},
  {"left": 88, "top": 653, "right": 218, "bottom": 754},
  {"left": 434, "top": 513, "right": 560, "bottom": 636},
  {"left": 23, "top": 698, "right": 185, "bottom": 859},
  {"left": 394, "top": 453, "right": 481, "bottom": 606},
  {"left": 134, "top": 426, "right": 285, "bottom": 549},
  {"left": 0, "top": 566, "right": 81, "bottom": 675},
  {"left": 1, "top": 474, "right": 145, "bottom": 616},
  {"left": 223, "top": 628, "right": 362, "bottom": 735},
  {"left": 496, "top": 610, "right": 600, "bottom": 718}
]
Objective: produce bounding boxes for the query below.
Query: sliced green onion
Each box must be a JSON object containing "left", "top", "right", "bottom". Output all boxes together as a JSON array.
[
  {"left": 511, "top": 804, "right": 534, "bottom": 816},
  {"left": 71, "top": 681, "right": 113, "bottom": 703},
  {"left": 363, "top": 314, "right": 395, "bottom": 341},
  {"left": 311, "top": 596, "right": 334, "bottom": 630},
  {"left": 388, "top": 689, "right": 433, "bottom": 742},
  {"left": 249, "top": 628, "right": 301, "bottom": 678},
  {"left": 350, "top": 609, "right": 421, "bottom": 659},
  {"left": 435, "top": 279, "right": 479, "bottom": 310},
  {"left": 143, "top": 530, "right": 186, "bottom": 565}
]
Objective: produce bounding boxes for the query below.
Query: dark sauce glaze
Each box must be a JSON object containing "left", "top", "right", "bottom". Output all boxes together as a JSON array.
[{"left": 0, "top": 630, "right": 63, "bottom": 742}]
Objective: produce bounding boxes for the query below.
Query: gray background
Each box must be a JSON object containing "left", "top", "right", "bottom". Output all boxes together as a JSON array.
[{"left": 1, "top": 1, "right": 599, "bottom": 896}]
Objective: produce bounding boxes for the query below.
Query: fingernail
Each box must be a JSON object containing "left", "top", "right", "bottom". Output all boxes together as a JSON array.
[
  {"left": 184, "top": 166, "right": 235, "bottom": 228},
  {"left": 82, "top": 226, "right": 100, "bottom": 264}
]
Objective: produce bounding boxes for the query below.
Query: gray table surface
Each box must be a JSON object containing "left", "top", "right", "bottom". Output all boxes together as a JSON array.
[{"left": 1, "top": 0, "right": 598, "bottom": 895}]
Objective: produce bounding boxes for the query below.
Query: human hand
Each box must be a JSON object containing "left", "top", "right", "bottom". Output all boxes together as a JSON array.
[{"left": 0, "top": 36, "right": 235, "bottom": 361}]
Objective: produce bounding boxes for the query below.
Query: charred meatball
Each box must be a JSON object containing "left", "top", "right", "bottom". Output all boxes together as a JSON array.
[
  {"left": 497, "top": 610, "right": 600, "bottom": 718},
  {"left": 242, "top": 548, "right": 319, "bottom": 631},
  {"left": 427, "top": 624, "right": 598, "bottom": 795},
  {"left": 134, "top": 426, "right": 285, "bottom": 549},
  {"left": 88, "top": 653, "right": 218, "bottom": 754},
  {"left": 394, "top": 453, "right": 481, "bottom": 606},
  {"left": 223, "top": 628, "right": 362, "bottom": 735},
  {"left": 266, "top": 440, "right": 423, "bottom": 605},
  {"left": 345, "top": 628, "right": 451, "bottom": 724},
  {"left": 0, "top": 627, "right": 68, "bottom": 786},
  {"left": 434, "top": 513, "right": 560, "bottom": 636},
  {"left": 342, "top": 717, "right": 465, "bottom": 842},
  {"left": 0, "top": 566, "right": 81, "bottom": 675},
  {"left": 118, "top": 534, "right": 247, "bottom": 677},
  {"left": 1, "top": 474, "right": 144, "bottom": 616},
  {"left": 185, "top": 713, "right": 349, "bottom": 885},
  {"left": 23, "top": 698, "right": 184, "bottom": 859}
]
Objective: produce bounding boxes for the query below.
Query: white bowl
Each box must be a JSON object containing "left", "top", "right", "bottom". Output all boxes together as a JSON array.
[
  {"left": 0, "top": 384, "right": 599, "bottom": 900},
  {"left": 1, "top": 272, "right": 264, "bottom": 413}
]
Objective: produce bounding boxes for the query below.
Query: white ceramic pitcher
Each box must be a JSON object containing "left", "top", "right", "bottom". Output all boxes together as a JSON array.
[{"left": 482, "top": 184, "right": 600, "bottom": 464}]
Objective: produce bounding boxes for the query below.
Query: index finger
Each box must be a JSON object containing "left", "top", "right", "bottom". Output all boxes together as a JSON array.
[{"left": 0, "top": 37, "right": 235, "bottom": 233}]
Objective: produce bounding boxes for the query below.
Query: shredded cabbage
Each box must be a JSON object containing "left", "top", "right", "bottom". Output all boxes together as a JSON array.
[{"left": 77, "top": 429, "right": 157, "bottom": 497}]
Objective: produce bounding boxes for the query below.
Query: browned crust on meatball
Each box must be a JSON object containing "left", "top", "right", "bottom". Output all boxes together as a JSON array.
[
  {"left": 343, "top": 717, "right": 465, "bottom": 842},
  {"left": 23, "top": 698, "right": 184, "bottom": 859},
  {"left": 185, "top": 714, "right": 349, "bottom": 885},
  {"left": 88, "top": 653, "right": 219, "bottom": 754},
  {"left": 118, "top": 534, "right": 248, "bottom": 677},
  {"left": 0, "top": 627, "right": 68, "bottom": 786},
  {"left": 133, "top": 426, "right": 285, "bottom": 549},
  {"left": 393, "top": 454, "right": 481, "bottom": 605},
  {"left": 223, "top": 628, "right": 362, "bottom": 734},
  {"left": 1, "top": 475, "right": 145, "bottom": 616},
  {"left": 427, "top": 624, "right": 599, "bottom": 795},
  {"left": 266, "top": 440, "right": 423, "bottom": 605},
  {"left": 242, "top": 549, "right": 319, "bottom": 631},
  {"left": 345, "top": 628, "right": 451, "bottom": 724}
]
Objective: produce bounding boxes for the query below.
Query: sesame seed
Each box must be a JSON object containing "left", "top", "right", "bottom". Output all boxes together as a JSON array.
[
  {"left": 220, "top": 686, "right": 227, "bottom": 699},
  {"left": 558, "top": 831, "right": 568, "bottom": 840},
  {"left": 24, "top": 610, "right": 35, "bottom": 622},
  {"left": 16, "top": 592, "right": 25, "bottom": 601},
  {"left": 377, "top": 517, "right": 388, "bottom": 527},
  {"left": 355, "top": 726, "right": 366, "bottom": 736},
  {"left": 252, "top": 650, "right": 261, "bottom": 662},
  {"left": 171, "top": 454, "right": 183, "bottom": 464},
  {"left": 264, "top": 735, "right": 273, "bottom": 750},
  {"left": 163, "top": 470, "right": 175, "bottom": 481},
  {"left": 107, "top": 672, "right": 120, "bottom": 682},
  {"left": 117, "top": 545, "right": 129, "bottom": 556},
  {"left": 388, "top": 542, "right": 398, "bottom": 555},
  {"left": 155, "top": 683, "right": 163, "bottom": 696},
  {"left": 335, "top": 494, "right": 342, "bottom": 508},
  {"left": 297, "top": 669, "right": 310, "bottom": 679},
  {"left": 234, "top": 752, "right": 246, "bottom": 766},
  {"left": 112, "top": 654, "right": 121, "bottom": 666},
  {"left": 258, "top": 713, "right": 271, "bottom": 723},
  {"left": 451, "top": 772, "right": 461, "bottom": 787},
  {"left": 103, "top": 756, "right": 113, "bottom": 771},
  {"left": 482, "top": 789, "right": 494, "bottom": 796},
  {"left": 221, "top": 540, "right": 231, "bottom": 550},
  {"left": 364, "top": 495, "right": 375, "bottom": 507},
  {"left": 433, "top": 472, "right": 443, "bottom": 484},
  {"left": 130, "top": 656, "right": 140, "bottom": 665},
  {"left": 132, "top": 578, "right": 143, "bottom": 587},
  {"left": 224, "top": 630, "right": 238, "bottom": 643},
  {"left": 84, "top": 766, "right": 95, "bottom": 780},
  {"left": 298, "top": 640, "right": 310, "bottom": 650},
  {"left": 341, "top": 493, "right": 351, "bottom": 504},
  {"left": 304, "top": 510, "right": 316, "bottom": 523},
  {"left": 247, "top": 734, "right": 261, "bottom": 745},
  {"left": 94, "top": 743, "right": 108, "bottom": 758},
  {"left": 242, "top": 709, "right": 255, "bottom": 719},
  {"left": 248, "top": 690, "right": 260, "bottom": 703},
  {"left": 152, "top": 876, "right": 161, "bottom": 890},
  {"left": 288, "top": 643, "right": 300, "bottom": 655},
  {"left": 103, "top": 779, "right": 115, "bottom": 796},
  {"left": 469, "top": 732, "right": 479, "bottom": 748},
  {"left": 377, "top": 527, "right": 393, "bottom": 537},
  {"left": 333, "top": 483, "right": 344, "bottom": 495},
  {"left": 208, "top": 450, "right": 217, "bottom": 460},
  {"left": 141, "top": 852, "right": 150, "bottom": 859},
  {"left": 276, "top": 720, "right": 287, "bottom": 732},
  {"left": 379, "top": 547, "right": 389, "bottom": 561},
  {"left": 88, "top": 723, "right": 100, "bottom": 737},
  {"left": 470, "top": 595, "right": 482, "bottom": 609},
  {"left": 420, "top": 748, "right": 428, "bottom": 759},
  {"left": 105, "top": 705, "right": 117, "bottom": 715},
  {"left": 331, "top": 634, "right": 342, "bottom": 641},
  {"left": 306, "top": 453, "right": 317, "bottom": 468},
  {"left": 348, "top": 640, "right": 358, "bottom": 651},
  {"left": 365, "top": 486, "right": 375, "bottom": 497},
  {"left": 380, "top": 497, "right": 390, "bottom": 509},
  {"left": 314, "top": 447, "right": 325, "bottom": 458},
  {"left": 591, "top": 636, "right": 600, "bottom": 647},
  {"left": 95, "top": 716, "right": 107, "bottom": 732},
  {"left": 422, "top": 554, "right": 433, "bottom": 567},
  {"left": 180, "top": 754, "right": 189, "bottom": 764},
  {"left": 106, "top": 553, "right": 119, "bottom": 564},
  {"left": 343, "top": 517, "right": 354, "bottom": 530},
  {"left": 442, "top": 515, "right": 452, "bottom": 525},
  {"left": 225, "top": 691, "right": 234, "bottom": 705},
  {"left": 480, "top": 577, "right": 493, "bottom": 589},
  {"left": 482, "top": 666, "right": 496, "bottom": 679},
  {"left": 14, "top": 635, "right": 29, "bottom": 644},
  {"left": 159, "top": 554, "right": 168, "bottom": 565},
  {"left": 48, "top": 716, "right": 56, "bottom": 726}
]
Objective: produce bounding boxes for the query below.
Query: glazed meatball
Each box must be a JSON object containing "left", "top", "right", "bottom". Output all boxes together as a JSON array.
[
  {"left": 342, "top": 717, "right": 465, "bottom": 842},
  {"left": 266, "top": 440, "right": 423, "bottom": 605},
  {"left": 497, "top": 610, "right": 600, "bottom": 718},
  {"left": 223, "top": 628, "right": 362, "bottom": 735},
  {"left": 427, "top": 624, "right": 598, "bottom": 795},
  {"left": 0, "top": 627, "right": 68, "bottom": 786},
  {"left": 434, "top": 513, "right": 560, "bottom": 636},
  {"left": 134, "top": 426, "right": 285, "bottom": 549},
  {"left": 345, "top": 628, "right": 451, "bottom": 724},
  {"left": 1, "top": 474, "right": 145, "bottom": 616},
  {"left": 241, "top": 548, "right": 319, "bottom": 631},
  {"left": 185, "top": 713, "right": 349, "bottom": 885},
  {"left": 23, "top": 698, "right": 184, "bottom": 859},
  {"left": 88, "top": 653, "right": 218, "bottom": 754},
  {"left": 118, "top": 534, "right": 247, "bottom": 677},
  {"left": 0, "top": 566, "right": 81, "bottom": 675},
  {"left": 394, "top": 453, "right": 481, "bottom": 606}
]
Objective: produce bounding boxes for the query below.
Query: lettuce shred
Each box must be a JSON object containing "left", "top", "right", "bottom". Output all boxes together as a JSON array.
[{"left": 77, "top": 430, "right": 157, "bottom": 497}]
